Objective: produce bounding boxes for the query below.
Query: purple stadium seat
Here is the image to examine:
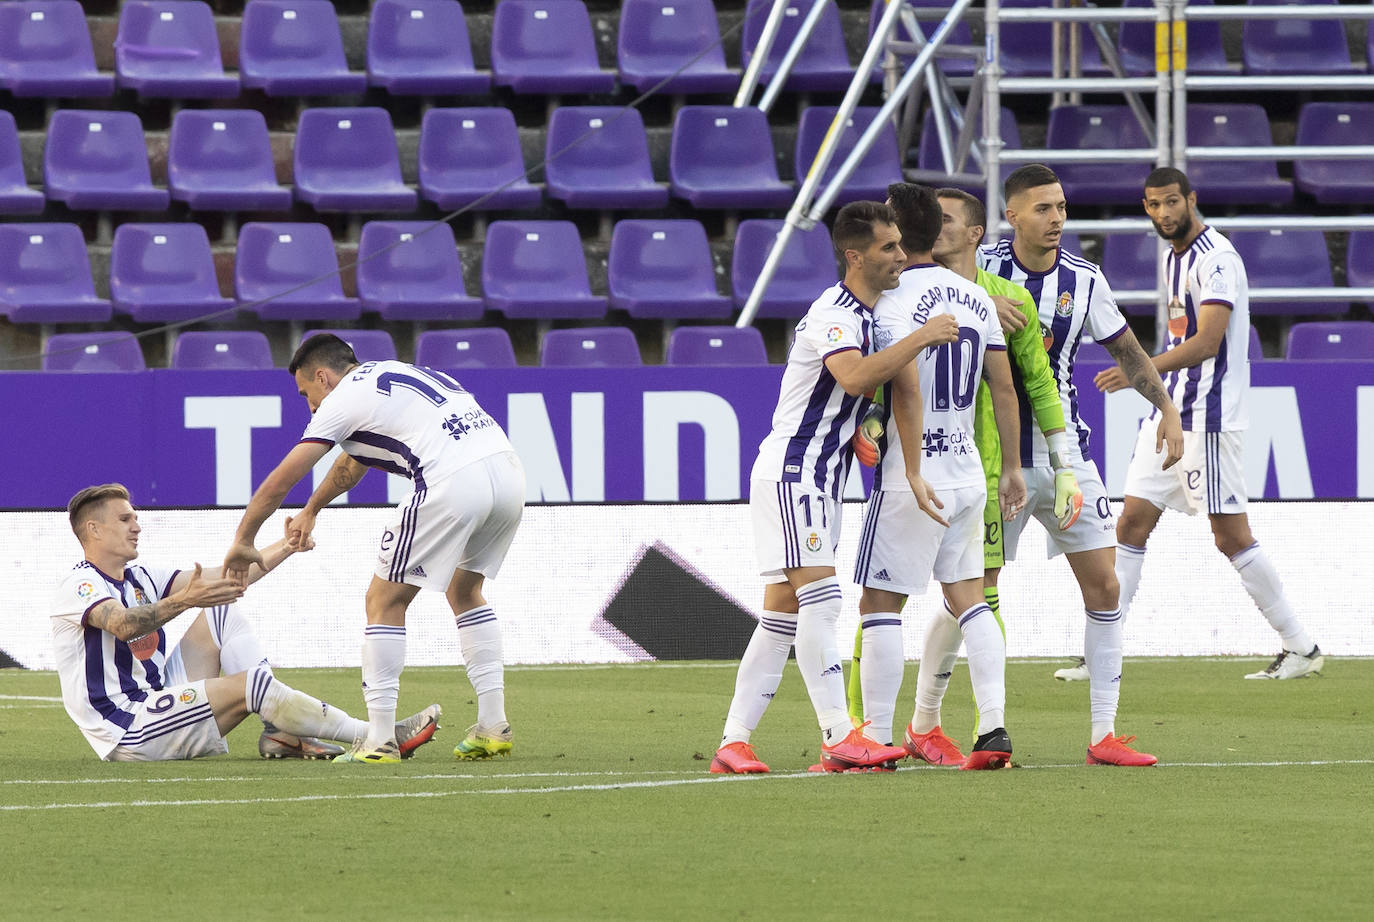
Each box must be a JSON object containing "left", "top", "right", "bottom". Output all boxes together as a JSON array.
[
  {"left": 1249, "top": 324, "right": 1264, "bottom": 361},
  {"left": 1243, "top": 0, "right": 1358, "bottom": 76},
  {"left": 367, "top": 0, "right": 491, "bottom": 95},
  {"left": 1346, "top": 232, "right": 1374, "bottom": 289},
  {"left": 1056, "top": 232, "right": 1085, "bottom": 258},
  {"left": 1118, "top": 0, "right": 1229, "bottom": 76},
  {"left": 794, "top": 106, "right": 904, "bottom": 207},
  {"left": 490, "top": 0, "right": 616, "bottom": 95},
  {"left": 608, "top": 219, "right": 731, "bottom": 319},
  {"left": 168, "top": 109, "right": 293, "bottom": 212},
  {"left": 998, "top": 0, "right": 1108, "bottom": 77},
  {"left": 172, "top": 331, "right": 276, "bottom": 370},
  {"left": 1074, "top": 338, "right": 1113, "bottom": 365},
  {"left": 43, "top": 110, "right": 170, "bottom": 212},
  {"left": 418, "top": 107, "right": 542, "bottom": 211},
  {"left": 1285, "top": 321, "right": 1374, "bottom": 360},
  {"left": 1294, "top": 103, "right": 1374, "bottom": 205},
  {"left": 0, "top": 110, "right": 45, "bottom": 214},
  {"left": 868, "top": 0, "right": 976, "bottom": 77},
  {"left": 482, "top": 221, "right": 607, "bottom": 319},
  {"left": 669, "top": 105, "right": 794, "bottom": 210},
  {"left": 1230, "top": 229, "right": 1347, "bottom": 317},
  {"left": 1186, "top": 104, "right": 1293, "bottom": 206},
  {"left": 544, "top": 107, "right": 668, "bottom": 211},
  {"left": 540, "top": 327, "right": 642, "bottom": 367},
  {"left": 916, "top": 107, "right": 1021, "bottom": 193},
  {"left": 1100, "top": 232, "right": 1160, "bottom": 317},
  {"left": 110, "top": 223, "right": 236, "bottom": 324},
  {"left": 1045, "top": 105, "right": 1152, "bottom": 206},
  {"left": 357, "top": 221, "right": 484, "bottom": 321},
  {"left": 731, "top": 219, "right": 836, "bottom": 320},
  {"left": 666, "top": 325, "right": 769, "bottom": 365},
  {"left": 0, "top": 224, "right": 112, "bottom": 324},
  {"left": 235, "top": 223, "right": 362, "bottom": 322},
  {"left": 114, "top": 1, "right": 239, "bottom": 99},
  {"left": 415, "top": 328, "right": 518, "bottom": 368},
  {"left": 741, "top": 0, "right": 856, "bottom": 92},
  {"left": 294, "top": 108, "right": 417, "bottom": 213},
  {"left": 300, "top": 329, "right": 398, "bottom": 363},
  {"left": 0, "top": 1, "right": 115, "bottom": 98},
  {"left": 618, "top": 0, "right": 737, "bottom": 94},
  {"left": 239, "top": 0, "right": 368, "bottom": 96},
  {"left": 43, "top": 333, "right": 145, "bottom": 372}
]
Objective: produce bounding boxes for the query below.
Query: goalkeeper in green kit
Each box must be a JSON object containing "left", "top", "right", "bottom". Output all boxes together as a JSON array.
[{"left": 846, "top": 188, "right": 1078, "bottom": 758}]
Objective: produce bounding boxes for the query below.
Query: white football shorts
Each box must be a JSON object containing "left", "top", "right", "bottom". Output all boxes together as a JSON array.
[
  {"left": 377, "top": 450, "right": 526, "bottom": 590},
  {"left": 750, "top": 479, "right": 845, "bottom": 582},
  {"left": 1002, "top": 460, "right": 1116, "bottom": 560},
  {"left": 105, "top": 674, "right": 227, "bottom": 762},
  {"left": 854, "top": 483, "right": 986, "bottom": 596},
  {"left": 1124, "top": 425, "right": 1247, "bottom": 516}
]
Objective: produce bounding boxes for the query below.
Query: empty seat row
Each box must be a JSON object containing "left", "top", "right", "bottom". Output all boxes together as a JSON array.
[
  {"left": 0, "top": 0, "right": 873, "bottom": 102},
  {"left": 40, "top": 324, "right": 772, "bottom": 372},
  {"left": 1, "top": 103, "right": 912, "bottom": 218},
  {"left": 0, "top": 217, "right": 844, "bottom": 326},
  {"left": 1047, "top": 102, "right": 1374, "bottom": 207},
  {"left": 1103, "top": 228, "right": 1370, "bottom": 318}
]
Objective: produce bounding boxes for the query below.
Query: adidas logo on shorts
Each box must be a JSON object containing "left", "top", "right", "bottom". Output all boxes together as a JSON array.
[
  {"left": 872, "top": 568, "right": 891, "bottom": 582},
  {"left": 409, "top": 564, "right": 427, "bottom": 577}
]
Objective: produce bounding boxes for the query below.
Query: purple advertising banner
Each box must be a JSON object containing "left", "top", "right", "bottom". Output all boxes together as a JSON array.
[{"left": 2, "top": 361, "right": 1372, "bottom": 508}]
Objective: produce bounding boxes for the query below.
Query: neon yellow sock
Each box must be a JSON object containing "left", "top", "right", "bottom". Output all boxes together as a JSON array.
[{"left": 845, "top": 622, "right": 864, "bottom": 723}]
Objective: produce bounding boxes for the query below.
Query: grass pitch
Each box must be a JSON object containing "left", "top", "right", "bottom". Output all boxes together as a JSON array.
[{"left": 2, "top": 658, "right": 1371, "bottom": 920}]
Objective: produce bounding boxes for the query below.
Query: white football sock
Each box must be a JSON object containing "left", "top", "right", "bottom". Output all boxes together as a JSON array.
[
  {"left": 1084, "top": 608, "right": 1123, "bottom": 743},
  {"left": 361, "top": 624, "right": 406, "bottom": 746},
  {"left": 792, "top": 576, "right": 851, "bottom": 744},
  {"left": 858, "top": 612, "right": 903, "bottom": 744},
  {"left": 721, "top": 610, "right": 795, "bottom": 745},
  {"left": 1115, "top": 543, "right": 1147, "bottom": 621},
  {"left": 959, "top": 603, "right": 1006, "bottom": 732},
  {"left": 247, "top": 665, "right": 366, "bottom": 743},
  {"left": 455, "top": 605, "right": 507, "bottom": 728},
  {"left": 912, "top": 606, "right": 963, "bottom": 734},
  {"left": 207, "top": 603, "right": 269, "bottom": 675},
  {"left": 1230, "top": 543, "right": 1315, "bottom": 653}
]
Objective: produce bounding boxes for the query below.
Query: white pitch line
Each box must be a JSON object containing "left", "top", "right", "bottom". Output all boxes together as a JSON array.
[
  {"left": 4, "top": 759, "right": 1372, "bottom": 812},
  {"left": 0, "top": 694, "right": 63, "bottom": 702},
  {"left": 2, "top": 768, "right": 711, "bottom": 786}
]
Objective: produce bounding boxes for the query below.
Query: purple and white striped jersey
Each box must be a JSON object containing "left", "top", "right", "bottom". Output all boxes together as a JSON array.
[
  {"left": 750, "top": 282, "right": 874, "bottom": 499},
  {"left": 302, "top": 360, "right": 512, "bottom": 490},
  {"left": 872, "top": 263, "right": 1005, "bottom": 491},
  {"left": 1154, "top": 226, "right": 1249, "bottom": 432},
  {"left": 50, "top": 560, "right": 181, "bottom": 759},
  {"left": 978, "top": 239, "right": 1130, "bottom": 467}
]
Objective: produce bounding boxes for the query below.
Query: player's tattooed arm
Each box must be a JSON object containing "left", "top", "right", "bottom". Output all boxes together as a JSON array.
[
  {"left": 1103, "top": 327, "right": 1173, "bottom": 411},
  {"left": 86, "top": 565, "right": 243, "bottom": 641}
]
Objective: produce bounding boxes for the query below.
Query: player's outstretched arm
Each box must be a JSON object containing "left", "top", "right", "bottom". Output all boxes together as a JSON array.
[
  {"left": 825, "top": 313, "right": 960, "bottom": 397},
  {"left": 225, "top": 441, "right": 331, "bottom": 582},
  {"left": 286, "top": 452, "right": 368, "bottom": 550},
  {"left": 1101, "top": 327, "right": 1184, "bottom": 469},
  {"left": 170, "top": 536, "right": 305, "bottom": 595},
  {"left": 88, "top": 564, "right": 243, "bottom": 642}
]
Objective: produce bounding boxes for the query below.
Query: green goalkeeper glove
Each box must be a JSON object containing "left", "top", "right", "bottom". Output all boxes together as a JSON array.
[
  {"left": 852, "top": 403, "right": 884, "bottom": 468},
  {"left": 1053, "top": 467, "right": 1083, "bottom": 530}
]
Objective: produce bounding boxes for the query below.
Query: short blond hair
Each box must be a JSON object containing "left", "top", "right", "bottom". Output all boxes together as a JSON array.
[{"left": 68, "top": 483, "right": 131, "bottom": 540}]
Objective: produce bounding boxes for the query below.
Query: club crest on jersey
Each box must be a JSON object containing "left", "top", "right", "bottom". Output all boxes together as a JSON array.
[
  {"left": 1055, "top": 290, "right": 1074, "bottom": 317},
  {"left": 133, "top": 588, "right": 148, "bottom": 605},
  {"left": 805, "top": 532, "right": 822, "bottom": 552},
  {"left": 825, "top": 325, "right": 844, "bottom": 344},
  {"left": 179, "top": 688, "right": 197, "bottom": 704},
  {"left": 76, "top": 581, "right": 95, "bottom": 599}
]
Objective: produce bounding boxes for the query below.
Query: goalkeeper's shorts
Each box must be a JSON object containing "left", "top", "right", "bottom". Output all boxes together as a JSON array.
[
  {"left": 1002, "top": 461, "right": 1116, "bottom": 561},
  {"left": 982, "top": 475, "right": 1005, "bottom": 570}
]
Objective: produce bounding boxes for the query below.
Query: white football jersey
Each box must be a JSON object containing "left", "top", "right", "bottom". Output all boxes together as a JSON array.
[
  {"left": 302, "top": 360, "right": 513, "bottom": 489},
  {"left": 50, "top": 560, "right": 181, "bottom": 759},
  {"left": 751, "top": 282, "right": 875, "bottom": 498},
  {"left": 979, "top": 240, "right": 1130, "bottom": 467},
  {"left": 1153, "top": 226, "right": 1249, "bottom": 432},
  {"left": 872, "top": 263, "right": 1005, "bottom": 491}
]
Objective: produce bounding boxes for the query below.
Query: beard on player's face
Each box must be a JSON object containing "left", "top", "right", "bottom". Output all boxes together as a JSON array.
[{"left": 1153, "top": 210, "right": 1194, "bottom": 241}]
